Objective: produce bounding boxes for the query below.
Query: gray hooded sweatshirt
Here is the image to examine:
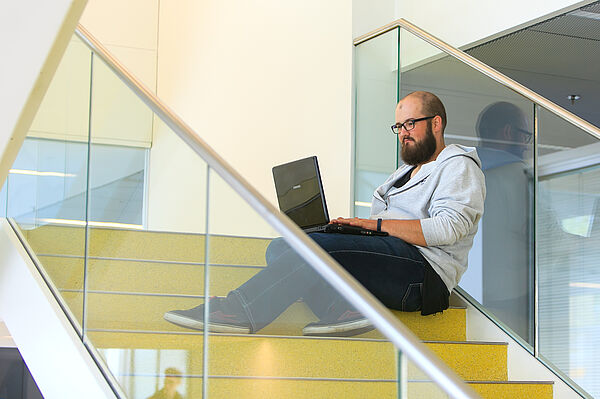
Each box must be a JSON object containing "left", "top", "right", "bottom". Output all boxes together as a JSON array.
[{"left": 370, "top": 144, "right": 486, "bottom": 292}]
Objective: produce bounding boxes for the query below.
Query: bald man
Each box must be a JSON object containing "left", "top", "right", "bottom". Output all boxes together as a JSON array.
[{"left": 165, "top": 91, "right": 486, "bottom": 337}]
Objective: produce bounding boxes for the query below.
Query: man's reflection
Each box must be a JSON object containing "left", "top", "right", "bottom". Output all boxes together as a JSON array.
[
  {"left": 147, "top": 367, "right": 184, "bottom": 399},
  {"left": 476, "top": 101, "right": 533, "bottom": 343}
]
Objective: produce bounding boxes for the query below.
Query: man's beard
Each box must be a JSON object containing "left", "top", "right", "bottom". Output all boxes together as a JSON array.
[{"left": 400, "top": 121, "right": 437, "bottom": 165}]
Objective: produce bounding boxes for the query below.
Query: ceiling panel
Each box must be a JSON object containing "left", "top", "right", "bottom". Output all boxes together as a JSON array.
[
  {"left": 463, "top": 2, "right": 600, "bottom": 129},
  {"left": 532, "top": 14, "right": 600, "bottom": 41},
  {"left": 582, "top": 2, "right": 600, "bottom": 13}
]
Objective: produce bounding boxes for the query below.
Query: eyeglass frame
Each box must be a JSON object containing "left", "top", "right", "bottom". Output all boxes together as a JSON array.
[
  {"left": 514, "top": 127, "right": 533, "bottom": 144},
  {"left": 391, "top": 116, "right": 436, "bottom": 135}
]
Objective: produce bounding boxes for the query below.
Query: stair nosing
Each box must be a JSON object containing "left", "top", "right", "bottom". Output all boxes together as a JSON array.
[
  {"left": 110, "top": 373, "right": 399, "bottom": 383},
  {"left": 88, "top": 328, "right": 394, "bottom": 342},
  {"left": 423, "top": 340, "right": 508, "bottom": 346},
  {"left": 466, "top": 380, "right": 554, "bottom": 385},
  {"left": 60, "top": 289, "right": 205, "bottom": 299},
  {"left": 88, "top": 329, "right": 491, "bottom": 345},
  {"left": 37, "top": 254, "right": 267, "bottom": 268},
  {"left": 28, "top": 223, "right": 275, "bottom": 240}
]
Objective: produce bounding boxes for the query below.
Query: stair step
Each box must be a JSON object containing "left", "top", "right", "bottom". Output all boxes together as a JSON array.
[
  {"left": 408, "top": 380, "right": 553, "bottom": 398},
  {"left": 59, "top": 291, "right": 466, "bottom": 341},
  {"left": 39, "top": 256, "right": 262, "bottom": 296},
  {"left": 98, "top": 374, "right": 553, "bottom": 399},
  {"left": 22, "top": 225, "right": 556, "bottom": 398},
  {"left": 116, "top": 376, "right": 398, "bottom": 399},
  {"left": 88, "top": 331, "right": 506, "bottom": 382},
  {"left": 108, "top": 376, "right": 554, "bottom": 399},
  {"left": 107, "top": 375, "right": 554, "bottom": 399},
  {"left": 23, "top": 225, "right": 270, "bottom": 264},
  {"left": 469, "top": 381, "right": 553, "bottom": 399}
]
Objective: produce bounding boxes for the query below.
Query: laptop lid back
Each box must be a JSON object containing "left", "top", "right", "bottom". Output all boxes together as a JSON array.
[{"left": 272, "top": 156, "right": 330, "bottom": 229}]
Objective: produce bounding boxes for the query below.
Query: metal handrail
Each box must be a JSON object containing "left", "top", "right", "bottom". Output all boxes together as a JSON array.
[
  {"left": 354, "top": 18, "right": 600, "bottom": 142},
  {"left": 74, "top": 25, "right": 480, "bottom": 399}
]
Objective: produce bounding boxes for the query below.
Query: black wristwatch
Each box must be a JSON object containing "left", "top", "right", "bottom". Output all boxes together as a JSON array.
[{"left": 377, "top": 218, "right": 382, "bottom": 232}]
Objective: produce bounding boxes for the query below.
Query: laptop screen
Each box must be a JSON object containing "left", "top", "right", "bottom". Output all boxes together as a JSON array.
[{"left": 272, "top": 156, "right": 329, "bottom": 229}]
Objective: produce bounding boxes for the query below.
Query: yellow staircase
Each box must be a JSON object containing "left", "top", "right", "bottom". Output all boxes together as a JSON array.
[{"left": 21, "top": 225, "right": 554, "bottom": 398}]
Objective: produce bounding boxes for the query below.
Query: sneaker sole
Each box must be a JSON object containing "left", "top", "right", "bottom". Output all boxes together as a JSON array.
[
  {"left": 302, "top": 319, "right": 375, "bottom": 337},
  {"left": 163, "top": 312, "right": 251, "bottom": 334}
]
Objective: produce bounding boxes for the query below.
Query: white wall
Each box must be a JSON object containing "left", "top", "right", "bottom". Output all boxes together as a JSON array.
[
  {"left": 0, "top": 0, "right": 87, "bottom": 187},
  {"left": 80, "top": 0, "right": 159, "bottom": 92},
  {"left": 352, "top": 0, "right": 397, "bottom": 38},
  {"left": 76, "top": 0, "right": 159, "bottom": 147},
  {"left": 149, "top": 1, "right": 354, "bottom": 236}
]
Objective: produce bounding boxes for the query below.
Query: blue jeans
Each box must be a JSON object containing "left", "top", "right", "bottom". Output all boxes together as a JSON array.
[{"left": 231, "top": 233, "right": 427, "bottom": 333}]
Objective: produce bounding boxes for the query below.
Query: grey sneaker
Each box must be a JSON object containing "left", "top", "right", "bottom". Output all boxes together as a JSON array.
[
  {"left": 302, "top": 309, "right": 374, "bottom": 337},
  {"left": 164, "top": 296, "right": 251, "bottom": 333}
]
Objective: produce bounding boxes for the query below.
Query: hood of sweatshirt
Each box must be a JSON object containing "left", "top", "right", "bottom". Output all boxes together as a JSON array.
[{"left": 374, "top": 144, "right": 482, "bottom": 203}]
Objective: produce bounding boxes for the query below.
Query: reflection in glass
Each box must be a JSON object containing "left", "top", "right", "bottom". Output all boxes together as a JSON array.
[
  {"left": 98, "top": 348, "right": 189, "bottom": 399},
  {"left": 474, "top": 101, "right": 534, "bottom": 345}
]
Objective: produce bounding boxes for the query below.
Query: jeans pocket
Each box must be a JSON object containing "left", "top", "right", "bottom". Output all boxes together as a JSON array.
[{"left": 401, "top": 283, "right": 423, "bottom": 312}]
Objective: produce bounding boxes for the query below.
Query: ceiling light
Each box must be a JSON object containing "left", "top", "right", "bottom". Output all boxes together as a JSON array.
[
  {"left": 9, "top": 169, "right": 76, "bottom": 178},
  {"left": 567, "top": 94, "right": 581, "bottom": 105},
  {"left": 570, "top": 282, "right": 600, "bottom": 289}
]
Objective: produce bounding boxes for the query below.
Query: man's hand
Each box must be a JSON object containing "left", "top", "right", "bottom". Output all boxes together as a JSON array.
[
  {"left": 331, "top": 217, "right": 427, "bottom": 246},
  {"left": 331, "top": 217, "right": 377, "bottom": 231}
]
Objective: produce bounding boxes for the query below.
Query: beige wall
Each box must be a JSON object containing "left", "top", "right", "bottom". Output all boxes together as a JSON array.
[
  {"left": 36, "top": 0, "right": 160, "bottom": 147},
  {"left": 80, "top": 0, "right": 159, "bottom": 91},
  {"left": 148, "top": 1, "right": 354, "bottom": 235},
  {"left": 0, "top": 0, "right": 87, "bottom": 186}
]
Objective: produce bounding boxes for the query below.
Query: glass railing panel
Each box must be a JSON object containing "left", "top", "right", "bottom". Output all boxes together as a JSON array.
[
  {"left": 204, "top": 170, "right": 409, "bottom": 397},
  {"left": 4, "top": 25, "right": 478, "bottom": 399},
  {"left": 0, "top": 181, "right": 6, "bottom": 217},
  {"left": 537, "top": 106, "right": 600, "bottom": 397},
  {"left": 354, "top": 28, "right": 399, "bottom": 218},
  {"left": 6, "top": 35, "right": 92, "bottom": 333},
  {"left": 82, "top": 55, "right": 209, "bottom": 397},
  {"left": 394, "top": 27, "right": 537, "bottom": 346},
  {"left": 406, "top": 356, "right": 454, "bottom": 398}
]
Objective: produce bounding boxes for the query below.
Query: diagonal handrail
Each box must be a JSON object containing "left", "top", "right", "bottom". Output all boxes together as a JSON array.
[
  {"left": 74, "top": 24, "right": 480, "bottom": 399},
  {"left": 354, "top": 18, "right": 600, "bottom": 142}
]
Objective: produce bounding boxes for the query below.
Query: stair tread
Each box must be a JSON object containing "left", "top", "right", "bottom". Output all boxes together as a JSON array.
[
  {"left": 60, "top": 292, "right": 467, "bottom": 341},
  {"left": 23, "top": 225, "right": 553, "bottom": 398},
  {"left": 88, "top": 330, "right": 508, "bottom": 381}
]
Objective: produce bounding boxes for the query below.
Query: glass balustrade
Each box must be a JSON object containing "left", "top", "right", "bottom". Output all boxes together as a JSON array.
[
  {"left": 2, "top": 28, "right": 479, "bottom": 399},
  {"left": 537, "top": 106, "right": 600, "bottom": 397},
  {"left": 354, "top": 29, "right": 398, "bottom": 218},
  {"left": 5, "top": 35, "right": 93, "bottom": 334},
  {"left": 354, "top": 22, "right": 600, "bottom": 398}
]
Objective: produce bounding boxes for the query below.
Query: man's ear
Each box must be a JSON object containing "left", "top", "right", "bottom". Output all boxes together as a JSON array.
[
  {"left": 501, "top": 124, "right": 512, "bottom": 140},
  {"left": 433, "top": 115, "right": 443, "bottom": 134}
]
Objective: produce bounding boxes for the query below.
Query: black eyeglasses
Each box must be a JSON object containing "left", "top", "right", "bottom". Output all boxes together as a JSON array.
[
  {"left": 391, "top": 116, "right": 435, "bottom": 135},
  {"left": 515, "top": 128, "right": 533, "bottom": 144}
]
